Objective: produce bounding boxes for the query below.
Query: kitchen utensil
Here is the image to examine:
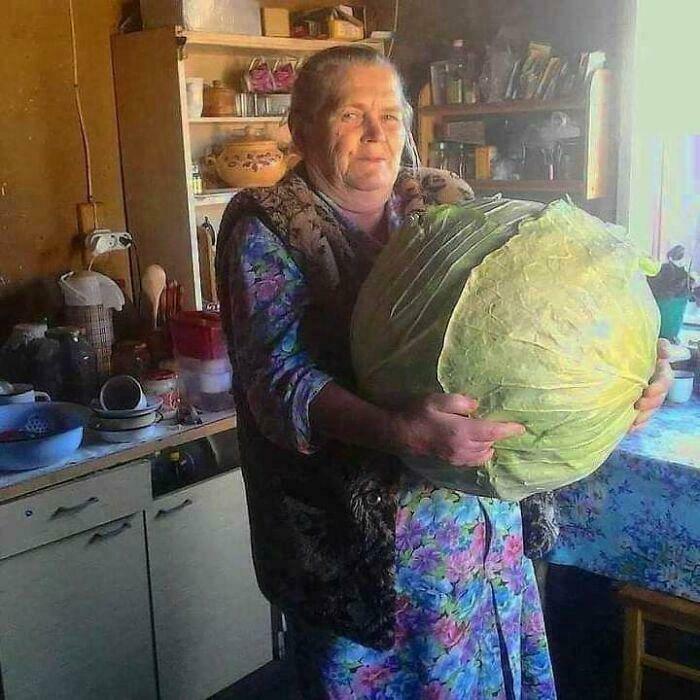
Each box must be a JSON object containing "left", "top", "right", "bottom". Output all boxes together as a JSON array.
[
  {"left": 0, "top": 402, "right": 86, "bottom": 471},
  {"left": 89, "top": 396, "right": 162, "bottom": 419},
  {"left": 91, "top": 423, "right": 157, "bottom": 444},
  {"left": 204, "top": 127, "right": 286, "bottom": 188},
  {"left": 99, "top": 374, "right": 147, "bottom": 412},
  {"left": 0, "top": 383, "right": 51, "bottom": 405},
  {"left": 666, "top": 370, "right": 694, "bottom": 404},
  {"left": 89, "top": 410, "right": 157, "bottom": 431},
  {"left": 202, "top": 80, "right": 236, "bottom": 117},
  {"left": 141, "top": 264, "right": 167, "bottom": 329}
]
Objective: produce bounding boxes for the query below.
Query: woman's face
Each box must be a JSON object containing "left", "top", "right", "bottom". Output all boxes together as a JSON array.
[{"left": 301, "top": 64, "right": 407, "bottom": 200}]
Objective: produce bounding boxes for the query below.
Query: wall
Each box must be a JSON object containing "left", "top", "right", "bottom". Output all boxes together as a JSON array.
[{"left": 0, "top": 0, "right": 130, "bottom": 331}]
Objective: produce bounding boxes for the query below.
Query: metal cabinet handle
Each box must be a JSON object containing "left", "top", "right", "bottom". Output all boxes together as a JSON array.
[
  {"left": 52, "top": 496, "right": 99, "bottom": 518},
  {"left": 89, "top": 520, "right": 131, "bottom": 543},
  {"left": 156, "top": 498, "right": 193, "bottom": 518}
]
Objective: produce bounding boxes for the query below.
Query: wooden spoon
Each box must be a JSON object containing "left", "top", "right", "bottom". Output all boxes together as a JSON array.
[{"left": 141, "top": 264, "right": 167, "bottom": 329}]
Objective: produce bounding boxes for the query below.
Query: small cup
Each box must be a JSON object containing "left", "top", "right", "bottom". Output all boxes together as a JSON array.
[
  {"left": 0, "top": 384, "right": 51, "bottom": 405},
  {"left": 666, "top": 370, "right": 694, "bottom": 404},
  {"left": 99, "top": 375, "right": 147, "bottom": 412}
]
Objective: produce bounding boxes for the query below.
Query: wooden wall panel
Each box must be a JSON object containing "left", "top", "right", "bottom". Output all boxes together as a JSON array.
[{"left": 0, "top": 0, "right": 130, "bottom": 336}]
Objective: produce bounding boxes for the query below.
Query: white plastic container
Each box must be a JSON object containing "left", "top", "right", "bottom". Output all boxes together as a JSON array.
[
  {"left": 140, "top": 0, "right": 262, "bottom": 35},
  {"left": 667, "top": 370, "right": 694, "bottom": 404}
]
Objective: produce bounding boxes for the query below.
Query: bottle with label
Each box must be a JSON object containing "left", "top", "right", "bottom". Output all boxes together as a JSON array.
[{"left": 191, "top": 163, "right": 203, "bottom": 195}]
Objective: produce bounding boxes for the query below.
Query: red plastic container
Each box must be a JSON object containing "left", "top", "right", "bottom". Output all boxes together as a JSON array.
[{"left": 169, "top": 311, "right": 227, "bottom": 360}]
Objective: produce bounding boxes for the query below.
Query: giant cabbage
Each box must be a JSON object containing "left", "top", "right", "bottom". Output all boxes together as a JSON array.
[{"left": 351, "top": 197, "right": 660, "bottom": 501}]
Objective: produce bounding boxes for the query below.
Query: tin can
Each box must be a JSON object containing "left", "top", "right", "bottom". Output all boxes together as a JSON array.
[{"left": 143, "top": 369, "right": 180, "bottom": 419}]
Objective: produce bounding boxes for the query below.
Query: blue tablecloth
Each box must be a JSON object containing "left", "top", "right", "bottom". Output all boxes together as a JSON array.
[{"left": 548, "top": 397, "right": 700, "bottom": 602}]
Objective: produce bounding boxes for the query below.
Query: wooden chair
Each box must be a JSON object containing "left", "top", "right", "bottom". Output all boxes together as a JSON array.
[{"left": 618, "top": 584, "right": 700, "bottom": 699}]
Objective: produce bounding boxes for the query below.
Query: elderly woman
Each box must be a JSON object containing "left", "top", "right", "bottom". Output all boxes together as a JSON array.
[{"left": 216, "top": 45, "right": 669, "bottom": 699}]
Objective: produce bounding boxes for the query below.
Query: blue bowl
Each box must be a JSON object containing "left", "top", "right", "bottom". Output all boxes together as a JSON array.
[{"left": 0, "top": 403, "right": 87, "bottom": 471}]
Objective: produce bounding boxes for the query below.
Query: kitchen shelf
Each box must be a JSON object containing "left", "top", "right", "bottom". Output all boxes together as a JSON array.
[
  {"left": 194, "top": 189, "right": 239, "bottom": 207},
  {"left": 417, "top": 69, "right": 613, "bottom": 201},
  {"left": 419, "top": 97, "right": 586, "bottom": 119},
  {"left": 472, "top": 179, "right": 585, "bottom": 194},
  {"left": 180, "top": 29, "right": 380, "bottom": 53},
  {"left": 114, "top": 26, "right": 384, "bottom": 308},
  {"left": 189, "top": 116, "right": 283, "bottom": 124}
]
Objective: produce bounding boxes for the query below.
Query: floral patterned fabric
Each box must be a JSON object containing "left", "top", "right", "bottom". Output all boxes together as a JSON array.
[
  {"left": 548, "top": 397, "right": 700, "bottom": 602},
  {"left": 229, "top": 211, "right": 556, "bottom": 698},
  {"left": 291, "top": 474, "right": 556, "bottom": 700}
]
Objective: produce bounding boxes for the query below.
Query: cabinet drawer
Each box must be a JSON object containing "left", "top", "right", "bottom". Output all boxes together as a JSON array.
[{"left": 0, "top": 461, "right": 151, "bottom": 560}]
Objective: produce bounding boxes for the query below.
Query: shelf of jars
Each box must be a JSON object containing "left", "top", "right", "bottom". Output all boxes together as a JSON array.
[{"left": 418, "top": 97, "right": 586, "bottom": 119}]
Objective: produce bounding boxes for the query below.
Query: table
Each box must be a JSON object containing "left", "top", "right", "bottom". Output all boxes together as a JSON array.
[{"left": 548, "top": 397, "right": 700, "bottom": 602}]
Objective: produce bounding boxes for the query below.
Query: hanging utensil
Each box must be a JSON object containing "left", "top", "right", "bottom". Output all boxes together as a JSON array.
[{"left": 141, "top": 264, "right": 167, "bottom": 330}]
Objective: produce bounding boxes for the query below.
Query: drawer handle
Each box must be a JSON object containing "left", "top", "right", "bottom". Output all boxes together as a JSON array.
[
  {"left": 156, "top": 498, "right": 193, "bottom": 518},
  {"left": 52, "top": 496, "right": 99, "bottom": 518},
  {"left": 89, "top": 520, "right": 131, "bottom": 543}
]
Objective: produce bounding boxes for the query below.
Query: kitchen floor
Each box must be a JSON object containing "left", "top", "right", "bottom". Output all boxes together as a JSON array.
[{"left": 217, "top": 565, "right": 700, "bottom": 700}]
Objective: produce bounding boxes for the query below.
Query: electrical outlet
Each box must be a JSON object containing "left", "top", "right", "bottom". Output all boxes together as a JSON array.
[{"left": 86, "top": 229, "right": 133, "bottom": 256}]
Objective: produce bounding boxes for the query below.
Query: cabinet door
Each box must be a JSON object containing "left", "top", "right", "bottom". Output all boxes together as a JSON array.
[
  {"left": 0, "top": 515, "right": 156, "bottom": 700},
  {"left": 147, "top": 470, "right": 272, "bottom": 700}
]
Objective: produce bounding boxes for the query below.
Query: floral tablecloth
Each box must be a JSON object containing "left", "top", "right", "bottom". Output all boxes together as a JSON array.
[{"left": 547, "top": 397, "right": 700, "bottom": 602}]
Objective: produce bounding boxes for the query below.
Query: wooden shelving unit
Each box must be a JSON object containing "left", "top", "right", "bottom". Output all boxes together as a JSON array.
[
  {"left": 179, "top": 29, "right": 377, "bottom": 53},
  {"left": 189, "top": 116, "right": 282, "bottom": 124},
  {"left": 417, "top": 69, "right": 613, "bottom": 202},
  {"left": 194, "top": 189, "right": 239, "bottom": 207},
  {"left": 420, "top": 97, "right": 586, "bottom": 119},
  {"left": 471, "top": 179, "right": 585, "bottom": 194},
  {"left": 113, "top": 27, "right": 380, "bottom": 309}
]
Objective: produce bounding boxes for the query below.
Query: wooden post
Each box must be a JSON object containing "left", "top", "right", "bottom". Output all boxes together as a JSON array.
[{"left": 622, "top": 607, "right": 644, "bottom": 700}]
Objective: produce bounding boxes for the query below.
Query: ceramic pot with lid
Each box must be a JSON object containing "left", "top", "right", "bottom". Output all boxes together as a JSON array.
[{"left": 204, "top": 127, "right": 286, "bottom": 188}]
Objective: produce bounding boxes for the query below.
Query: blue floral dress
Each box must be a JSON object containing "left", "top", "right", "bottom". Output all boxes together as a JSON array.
[{"left": 227, "top": 207, "right": 557, "bottom": 700}]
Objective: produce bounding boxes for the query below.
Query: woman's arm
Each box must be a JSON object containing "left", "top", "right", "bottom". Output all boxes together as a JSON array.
[
  {"left": 310, "top": 383, "right": 525, "bottom": 466},
  {"left": 223, "top": 216, "right": 523, "bottom": 466}
]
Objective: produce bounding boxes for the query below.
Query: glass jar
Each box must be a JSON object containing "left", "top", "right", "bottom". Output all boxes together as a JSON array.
[
  {"left": 44, "top": 326, "right": 98, "bottom": 404},
  {"left": 429, "top": 141, "right": 450, "bottom": 170},
  {"left": 445, "top": 61, "right": 464, "bottom": 105},
  {"left": 0, "top": 322, "right": 48, "bottom": 383},
  {"left": 111, "top": 340, "right": 151, "bottom": 380}
]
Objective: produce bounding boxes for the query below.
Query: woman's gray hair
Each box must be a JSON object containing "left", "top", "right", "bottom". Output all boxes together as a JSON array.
[{"left": 288, "top": 44, "right": 420, "bottom": 171}]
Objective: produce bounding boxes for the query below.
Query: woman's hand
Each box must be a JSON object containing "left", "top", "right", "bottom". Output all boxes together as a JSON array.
[
  {"left": 391, "top": 393, "right": 526, "bottom": 467},
  {"left": 630, "top": 339, "right": 673, "bottom": 432}
]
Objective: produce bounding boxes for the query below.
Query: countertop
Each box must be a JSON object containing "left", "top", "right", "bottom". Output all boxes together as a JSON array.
[{"left": 0, "top": 410, "right": 237, "bottom": 504}]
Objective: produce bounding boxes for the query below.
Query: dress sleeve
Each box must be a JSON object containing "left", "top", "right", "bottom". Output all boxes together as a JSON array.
[{"left": 224, "top": 215, "right": 333, "bottom": 454}]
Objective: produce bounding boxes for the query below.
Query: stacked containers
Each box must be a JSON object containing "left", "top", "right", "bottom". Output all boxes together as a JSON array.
[{"left": 169, "top": 312, "right": 234, "bottom": 412}]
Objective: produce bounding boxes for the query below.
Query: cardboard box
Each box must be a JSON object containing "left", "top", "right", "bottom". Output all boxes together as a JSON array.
[
  {"left": 261, "top": 7, "right": 290, "bottom": 37},
  {"left": 328, "top": 18, "right": 364, "bottom": 40},
  {"left": 475, "top": 146, "right": 498, "bottom": 180},
  {"left": 291, "top": 5, "right": 365, "bottom": 40},
  {"left": 141, "top": 0, "right": 262, "bottom": 35}
]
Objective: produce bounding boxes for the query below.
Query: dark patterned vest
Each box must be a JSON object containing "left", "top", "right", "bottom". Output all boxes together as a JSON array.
[{"left": 215, "top": 166, "right": 473, "bottom": 648}]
